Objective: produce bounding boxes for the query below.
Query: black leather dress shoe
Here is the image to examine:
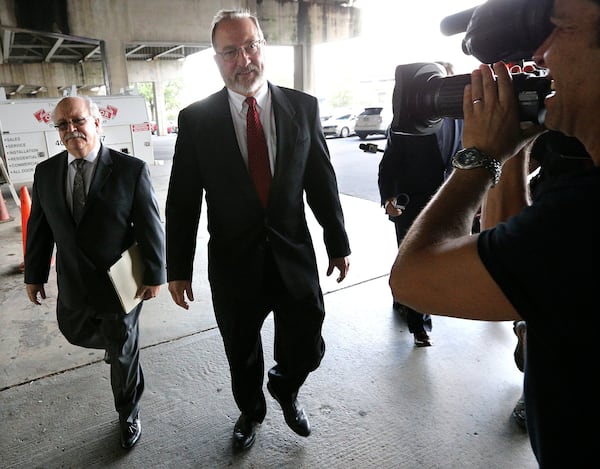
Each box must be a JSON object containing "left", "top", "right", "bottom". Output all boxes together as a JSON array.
[
  {"left": 414, "top": 331, "right": 432, "bottom": 347},
  {"left": 233, "top": 413, "right": 259, "bottom": 451},
  {"left": 267, "top": 382, "right": 311, "bottom": 437},
  {"left": 120, "top": 415, "right": 141, "bottom": 449}
]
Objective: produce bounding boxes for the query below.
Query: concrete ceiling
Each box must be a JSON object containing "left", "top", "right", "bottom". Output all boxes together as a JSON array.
[
  {"left": 0, "top": 24, "right": 208, "bottom": 97},
  {"left": 0, "top": 0, "right": 360, "bottom": 98}
]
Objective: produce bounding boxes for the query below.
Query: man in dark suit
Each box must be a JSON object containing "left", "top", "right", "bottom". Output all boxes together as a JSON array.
[
  {"left": 165, "top": 9, "right": 351, "bottom": 452},
  {"left": 378, "top": 114, "right": 462, "bottom": 346},
  {"left": 24, "top": 96, "right": 165, "bottom": 449}
]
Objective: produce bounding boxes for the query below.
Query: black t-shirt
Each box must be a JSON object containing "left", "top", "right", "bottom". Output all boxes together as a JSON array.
[{"left": 478, "top": 167, "right": 600, "bottom": 466}]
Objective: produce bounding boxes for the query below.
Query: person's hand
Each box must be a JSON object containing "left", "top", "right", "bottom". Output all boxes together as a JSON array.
[
  {"left": 135, "top": 284, "right": 161, "bottom": 301},
  {"left": 327, "top": 256, "right": 350, "bottom": 283},
  {"left": 26, "top": 284, "right": 46, "bottom": 305},
  {"left": 462, "top": 62, "right": 545, "bottom": 164},
  {"left": 168, "top": 280, "right": 194, "bottom": 310},
  {"left": 384, "top": 198, "right": 404, "bottom": 217}
]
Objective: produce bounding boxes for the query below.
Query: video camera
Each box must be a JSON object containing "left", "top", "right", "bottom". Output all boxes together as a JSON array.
[{"left": 391, "top": 0, "right": 554, "bottom": 136}]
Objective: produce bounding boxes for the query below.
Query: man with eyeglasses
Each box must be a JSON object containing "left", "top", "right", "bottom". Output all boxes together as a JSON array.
[
  {"left": 166, "top": 9, "right": 350, "bottom": 451},
  {"left": 24, "top": 96, "right": 165, "bottom": 449}
]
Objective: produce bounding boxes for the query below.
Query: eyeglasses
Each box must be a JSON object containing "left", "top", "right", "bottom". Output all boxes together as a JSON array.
[
  {"left": 216, "top": 39, "right": 265, "bottom": 62},
  {"left": 54, "top": 116, "right": 92, "bottom": 131}
]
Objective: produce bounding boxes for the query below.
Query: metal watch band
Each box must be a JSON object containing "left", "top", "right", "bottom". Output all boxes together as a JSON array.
[
  {"left": 483, "top": 157, "right": 502, "bottom": 186},
  {"left": 452, "top": 147, "right": 502, "bottom": 187}
]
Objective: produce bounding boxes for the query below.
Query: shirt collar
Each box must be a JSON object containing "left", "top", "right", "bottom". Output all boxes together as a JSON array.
[
  {"left": 67, "top": 141, "right": 101, "bottom": 165},
  {"left": 228, "top": 83, "right": 269, "bottom": 115}
]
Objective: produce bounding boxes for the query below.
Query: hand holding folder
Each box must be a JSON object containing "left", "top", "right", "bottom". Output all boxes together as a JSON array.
[{"left": 107, "top": 244, "right": 145, "bottom": 314}]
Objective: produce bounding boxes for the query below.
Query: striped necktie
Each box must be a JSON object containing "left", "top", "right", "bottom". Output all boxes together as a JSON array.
[{"left": 72, "top": 159, "right": 86, "bottom": 222}]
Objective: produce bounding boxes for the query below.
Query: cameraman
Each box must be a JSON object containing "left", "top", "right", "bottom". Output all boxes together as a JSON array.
[
  {"left": 481, "top": 130, "right": 593, "bottom": 432},
  {"left": 389, "top": 0, "right": 600, "bottom": 466}
]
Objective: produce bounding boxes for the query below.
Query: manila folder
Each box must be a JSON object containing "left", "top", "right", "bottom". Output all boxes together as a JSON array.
[{"left": 107, "top": 244, "right": 145, "bottom": 314}]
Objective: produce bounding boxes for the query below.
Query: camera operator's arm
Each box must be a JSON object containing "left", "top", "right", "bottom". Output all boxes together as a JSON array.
[{"left": 389, "top": 62, "right": 543, "bottom": 322}]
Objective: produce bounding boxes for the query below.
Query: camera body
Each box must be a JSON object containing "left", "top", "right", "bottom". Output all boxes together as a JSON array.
[
  {"left": 391, "top": 62, "right": 551, "bottom": 135},
  {"left": 392, "top": 0, "right": 554, "bottom": 136}
]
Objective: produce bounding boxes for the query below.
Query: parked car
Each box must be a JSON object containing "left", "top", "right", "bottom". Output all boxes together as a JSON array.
[
  {"left": 321, "top": 112, "right": 357, "bottom": 138},
  {"left": 167, "top": 121, "right": 178, "bottom": 134},
  {"left": 354, "top": 107, "right": 392, "bottom": 140}
]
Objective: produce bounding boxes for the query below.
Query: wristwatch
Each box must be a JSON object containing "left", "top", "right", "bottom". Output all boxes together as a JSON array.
[{"left": 451, "top": 147, "right": 502, "bottom": 186}]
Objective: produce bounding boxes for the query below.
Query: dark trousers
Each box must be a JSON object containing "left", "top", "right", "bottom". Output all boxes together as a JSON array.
[
  {"left": 211, "top": 246, "right": 326, "bottom": 422},
  {"left": 393, "top": 215, "right": 432, "bottom": 334},
  {"left": 56, "top": 299, "right": 144, "bottom": 424}
]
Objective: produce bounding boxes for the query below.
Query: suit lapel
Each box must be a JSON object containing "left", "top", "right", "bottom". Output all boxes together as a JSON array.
[
  {"left": 54, "top": 151, "right": 71, "bottom": 216},
  {"left": 214, "top": 88, "right": 244, "bottom": 159},
  {"left": 269, "top": 84, "right": 299, "bottom": 181},
  {"left": 86, "top": 144, "right": 113, "bottom": 212}
]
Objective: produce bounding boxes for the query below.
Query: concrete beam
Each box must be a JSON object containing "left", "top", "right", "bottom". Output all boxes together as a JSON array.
[{"left": 0, "top": 0, "right": 360, "bottom": 126}]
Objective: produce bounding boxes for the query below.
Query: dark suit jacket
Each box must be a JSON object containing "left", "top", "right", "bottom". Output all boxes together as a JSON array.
[
  {"left": 166, "top": 83, "right": 350, "bottom": 300},
  {"left": 378, "top": 119, "right": 462, "bottom": 238},
  {"left": 25, "top": 144, "right": 165, "bottom": 314}
]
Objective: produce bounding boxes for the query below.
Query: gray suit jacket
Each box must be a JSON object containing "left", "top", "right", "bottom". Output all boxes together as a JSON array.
[
  {"left": 25, "top": 144, "right": 165, "bottom": 314},
  {"left": 166, "top": 83, "right": 350, "bottom": 300}
]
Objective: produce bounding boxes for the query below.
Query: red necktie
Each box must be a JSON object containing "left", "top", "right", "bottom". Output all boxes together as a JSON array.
[{"left": 246, "top": 96, "right": 271, "bottom": 208}]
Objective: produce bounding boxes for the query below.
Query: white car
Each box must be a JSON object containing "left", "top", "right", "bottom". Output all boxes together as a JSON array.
[
  {"left": 354, "top": 107, "right": 392, "bottom": 140},
  {"left": 321, "top": 113, "right": 357, "bottom": 138}
]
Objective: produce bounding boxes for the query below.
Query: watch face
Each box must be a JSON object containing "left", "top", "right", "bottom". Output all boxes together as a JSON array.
[
  {"left": 461, "top": 150, "right": 478, "bottom": 165},
  {"left": 455, "top": 148, "right": 484, "bottom": 168}
]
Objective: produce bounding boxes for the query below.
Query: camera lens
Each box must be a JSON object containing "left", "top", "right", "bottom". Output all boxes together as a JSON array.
[{"left": 391, "top": 62, "right": 551, "bottom": 135}]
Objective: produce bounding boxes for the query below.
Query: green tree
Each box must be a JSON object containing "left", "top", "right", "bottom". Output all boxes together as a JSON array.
[
  {"left": 163, "top": 79, "right": 183, "bottom": 120},
  {"left": 135, "top": 82, "right": 155, "bottom": 120},
  {"left": 330, "top": 89, "right": 354, "bottom": 109},
  {"left": 133, "top": 80, "right": 183, "bottom": 122}
]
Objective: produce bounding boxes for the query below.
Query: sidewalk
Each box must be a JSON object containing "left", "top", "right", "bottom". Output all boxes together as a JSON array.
[{"left": 0, "top": 163, "right": 537, "bottom": 468}]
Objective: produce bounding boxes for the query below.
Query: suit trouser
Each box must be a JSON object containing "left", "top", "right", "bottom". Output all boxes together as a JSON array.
[
  {"left": 211, "top": 247, "right": 326, "bottom": 422},
  {"left": 393, "top": 212, "right": 432, "bottom": 334},
  {"left": 56, "top": 299, "right": 144, "bottom": 424}
]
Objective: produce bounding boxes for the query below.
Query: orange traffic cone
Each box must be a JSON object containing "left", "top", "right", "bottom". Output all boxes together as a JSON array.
[
  {"left": 0, "top": 190, "right": 13, "bottom": 223},
  {"left": 18, "top": 186, "right": 55, "bottom": 272},
  {"left": 19, "top": 186, "right": 32, "bottom": 272}
]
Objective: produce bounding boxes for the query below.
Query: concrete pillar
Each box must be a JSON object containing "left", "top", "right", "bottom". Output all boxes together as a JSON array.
[
  {"left": 104, "top": 38, "right": 129, "bottom": 95},
  {"left": 293, "top": 44, "right": 305, "bottom": 92},
  {"left": 293, "top": 42, "right": 315, "bottom": 94},
  {"left": 153, "top": 80, "right": 167, "bottom": 136},
  {"left": 46, "top": 86, "right": 60, "bottom": 98}
]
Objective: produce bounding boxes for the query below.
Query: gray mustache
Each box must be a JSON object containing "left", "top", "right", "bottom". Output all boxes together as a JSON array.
[
  {"left": 65, "top": 131, "right": 86, "bottom": 140},
  {"left": 238, "top": 64, "right": 259, "bottom": 74}
]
